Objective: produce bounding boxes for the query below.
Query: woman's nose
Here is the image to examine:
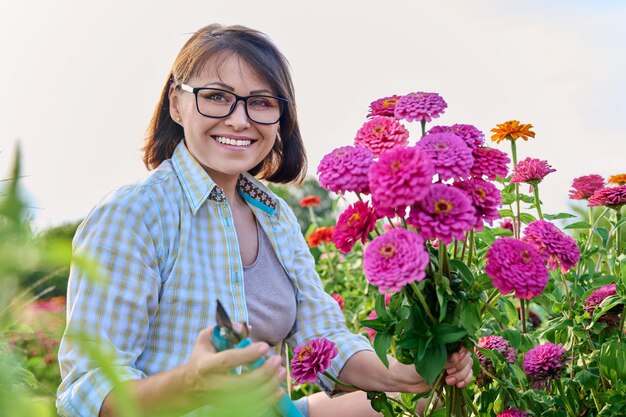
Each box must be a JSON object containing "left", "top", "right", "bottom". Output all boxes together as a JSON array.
[{"left": 224, "top": 101, "right": 250, "bottom": 130}]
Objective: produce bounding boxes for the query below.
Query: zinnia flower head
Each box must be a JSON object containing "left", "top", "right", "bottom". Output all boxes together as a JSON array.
[
  {"left": 518, "top": 308, "right": 542, "bottom": 330},
  {"left": 608, "top": 174, "right": 626, "bottom": 186},
  {"left": 454, "top": 178, "right": 502, "bottom": 231},
  {"left": 585, "top": 284, "right": 621, "bottom": 327},
  {"left": 332, "top": 201, "right": 378, "bottom": 253},
  {"left": 485, "top": 238, "right": 549, "bottom": 299},
  {"left": 365, "top": 310, "right": 377, "bottom": 341},
  {"left": 394, "top": 92, "right": 447, "bottom": 123},
  {"left": 490, "top": 120, "right": 535, "bottom": 144},
  {"left": 511, "top": 157, "right": 556, "bottom": 186},
  {"left": 475, "top": 335, "right": 517, "bottom": 387},
  {"left": 299, "top": 195, "right": 321, "bottom": 207},
  {"left": 363, "top": 228, "right": 429, "bottom": 292},
  {"left": 331, "top": 293, "right": 344, "bottom": 311},
  {"left": 428, "top": 124, "right": 485, "bottom": 149},
  {"left": 291, "top": 338, "right": 338, "bottom": 384},
  {"left": 367, "top": 95, "right": 402, "bottom": 118},
  {"left": 417, "top": 132, "right": 474, "bottom": 180},
  {"left": 368, "top": 146, "right": 435, "bottom": 218},
  {"left": 407, "top": 184, "right": 476, "bottom": 244},
  {"left": 588, "top": 185, "right": 626, "bottom": 209},
  {"left": 569, "top": 174, "right": 605, "bottom": 200},
  {"left": 523, "top": 342, "right": 567, "bottom": 389},
  {"left": 317, "top": 146, "right": 373, "bottom": 194},
  {"left": 500, "top": 218, "right": 514, "bottom": 233},
  {"left": 470, "top": 146, "right": 510, "bottom": 180},
  {"left": 306, "top": 226, "right": 334, "bottom": 248},
  {"left": 522, "top": 220, "right": 580, "bottom": 273},
  {"left": 354, "top": 116, "right": 409, "bottom": 157},
  {"left": 497, "top": 410, "right": 528, "bottom": 417}
]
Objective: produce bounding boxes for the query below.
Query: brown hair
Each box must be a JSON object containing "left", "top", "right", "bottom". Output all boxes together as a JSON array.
[{"left": 143, "top": 24, "right": 306, "bottom": 183}]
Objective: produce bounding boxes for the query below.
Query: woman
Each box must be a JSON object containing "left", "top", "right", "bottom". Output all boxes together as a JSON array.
[{"left": 57, "top": 24, "right": 472, "bottom": 417}]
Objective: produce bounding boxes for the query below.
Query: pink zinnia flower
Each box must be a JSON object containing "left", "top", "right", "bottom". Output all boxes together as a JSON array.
[
  {"left": 470, "top": 147, "right": 510, "bottom": 180},
  {"left": 367, "top": 95, "right": 402, "bottom": 118},
  {"left": 497, "top": 410, "right": 528, "bottom": 417},
  {"left": 500, "top": 218, "right": 514, "bottom": 233},
  {"left": 485, "top": 238, "right": 549, "bottom": 299},
  {"left": 365, "top": 310, "right": 377, "bottom": 341},
  {"left": 428, "top": 124, "right": 485, "bottom": 149},
  {"left": 354, "top": 116, "right": 409, "bottom": 157},
  {"left": 368, "top": 146, "right": 434, "bottom": 218},
  {"left": 291, "top": 338, "right": 338, "bottom": 384},
  {"left": 588, "top": 185, "right": 626, "bottom": 209},
  {"left": 585, "top": 284, "right": 620, "bottom": 327},
  {"left": 417, "top": 132, "right": 474, "bottom": 180},
  {"left": 331, "top": 293, "right": 344, "bottom": 311},
  {"left": 394, "top": 92, "right": 447, "bottom": 123},
  {"left": 454, "top": 178, "right": 502, "bottom": 231},
  {"left": 569, "top": 174, "right": 604, "bottom": 200},
  {"left": 407, "top": 184, "right": 476, "bottom": 244},
  {"left": 523, "top": 342, "right": 567, "bottom": 389},
  {"left": 332, "top": 201, "right": 378, "bottom": 253},
  {"left": 475, "top": 335, "right": 517, "bottom": 386},
  {"left": 522, "top": 220, "right": 580, "bottom": 273},
  {"left": 363, "top": 228, "right": 429, "bottom": 293},
  {"left": 317, "top": 146, "right": 373, "bottom": 194},
  {"left": 510, "top": 157, "right": 556, "bottom": 186}
]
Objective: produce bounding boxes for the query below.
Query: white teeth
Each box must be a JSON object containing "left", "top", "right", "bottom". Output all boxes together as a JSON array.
[{"left": 213, "top": 136, "right": 252, "bottom": 147}]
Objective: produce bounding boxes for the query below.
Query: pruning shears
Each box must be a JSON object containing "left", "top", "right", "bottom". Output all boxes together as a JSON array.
[{"left": 211, "top": 299, "right": 305, "bottom": 417}]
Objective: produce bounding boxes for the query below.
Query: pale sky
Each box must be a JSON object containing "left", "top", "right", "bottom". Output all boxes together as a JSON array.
[{"left": 1, "top": 0, "right": 624, "bottom": 230}]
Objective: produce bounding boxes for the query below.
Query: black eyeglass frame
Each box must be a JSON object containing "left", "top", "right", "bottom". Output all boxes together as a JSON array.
[{"left": 179, "top": 84, "right": 288, "bottom": 125}]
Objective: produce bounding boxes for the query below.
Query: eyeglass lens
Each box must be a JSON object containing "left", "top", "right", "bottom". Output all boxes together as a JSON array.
[{"left": 196, "top": 89, "right": 283, "bottom": 124}]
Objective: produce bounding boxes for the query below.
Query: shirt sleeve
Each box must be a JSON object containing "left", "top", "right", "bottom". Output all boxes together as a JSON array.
[
  {"left": 281, "top": 202, "right": 373, "bottom": 396},
  {"left": 56, "top": 186, "right": 163, "bottom": 417}
]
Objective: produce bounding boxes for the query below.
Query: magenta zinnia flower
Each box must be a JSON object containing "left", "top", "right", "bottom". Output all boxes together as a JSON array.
[
  {"left": 331, "top": 293, "right": 344, "bottom": 311},
  {"left": 368, "top": 146, "right": 434, "bottom": 217},
  {"left": 363, "top": 228, "right": 429, "bottom": 293},
  {"left": 522, "top": 220, "right": 580, "bottom": 273},
  {"left": 485, "top": 238, "right": 549, "bottom": 299},
  {"left": 497, "top": 409, "right": 528, "bottom": 417},
  {"left": 317, "top": 146, "right": 373, "bottom": 194},
  {"left": 416, "top": 132, "right": 474, "bottom": 180},
  {"left": 588, "top": 185, "right": 626, "bottom": 209},
  {"left": 428, "top": 124, "right": 485, "bottom": 149},
  {"left": 291, "top": 338, "right": 338, "bottom": 384},
  {"left": 407, "top": 184, "right": 476, "bottom": 244},
  {"left": 394, "top": 92, "right": 447, "bottom": 123},
  {"left": 354, "top": 116, "right": 409, "bottom": 157},
  {"left": 332, "top": 201, "right": 378, "bottom": 253},
  {"left": 569, "top": 174, "right": 604, "bottom": 200},
  {"left": 367, "top": 95, "right": 402, "bottom": 118},
  {"left": 510, "top": 157, "right": 556, "bottom": 186},
  {"left": 454, "top": 178, "right": 502, "bottom": 231},
  {"left": 470, "top": 146, "right": 510, "bottom": 180},
  {"left": 475, "top": 335, "right": 517, "bottom": 386},
  {"left": 585, "top": 284, "right": 620, "bottom": 327},
  {"left": 523, "top": 342, "right": 567, "bottom": 389}
]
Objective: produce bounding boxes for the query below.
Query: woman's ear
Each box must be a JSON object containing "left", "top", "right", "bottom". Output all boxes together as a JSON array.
[{"left": 168, "top": 84, "right": 182, "bottom": 123}]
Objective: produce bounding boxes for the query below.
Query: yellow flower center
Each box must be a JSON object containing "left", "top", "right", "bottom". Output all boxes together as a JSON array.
[
  {"left": 380, "top": 243, "right": 397, "bottom": 259},
  {"left": 390, "top": 160, "right": 402, "bottom": 171},
  {"left": 520, "top": 250, "right": 532, "bottom": 264},
  {"left": 383, "top": 98, "right": 398, "bottom": 107},
  {"left": 297, "top": 345, "right": 313, "bottom": 362},
  {"left": 348, "top": 213, "right": 361, "bottom": 226},
  {"left": 434, "top": 199, "right": 453, "bottom": 213},
  {"left": 373, "top": 125, "right": 385, "bottom": 135},
  {"left": 475, "top": 188, "right": 486, "bottom": 200},
  {"left": 435, "top": 142, "right": 449, "bottom": 151}
]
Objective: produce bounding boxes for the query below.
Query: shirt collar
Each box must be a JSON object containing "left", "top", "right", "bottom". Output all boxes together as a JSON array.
[{"left": 171, "top": 141, "right": 279, "bottom": 216}]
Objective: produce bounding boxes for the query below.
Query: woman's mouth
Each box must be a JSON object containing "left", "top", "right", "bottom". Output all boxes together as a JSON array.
[{"left": 212, "top": 136, "right": 253, "bottom": 147}]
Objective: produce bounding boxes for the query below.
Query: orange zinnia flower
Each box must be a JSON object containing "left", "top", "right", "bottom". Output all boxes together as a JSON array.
[
  {"left": 608, "top": 174, "right": 626, "bottom": 186},
  {"left": 306, "top": 226, "right": 334, "bottom": 247},
  {"left": 490, "top": 120, "right": 535, "bottom": 144},
  {"left": 300, "top": 195, "right": 321, "bottom": 207}
]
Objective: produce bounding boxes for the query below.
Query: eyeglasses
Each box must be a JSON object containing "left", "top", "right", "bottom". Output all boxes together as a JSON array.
[{"left": 179, "top": 84, "right": 288, "bottom": 125}]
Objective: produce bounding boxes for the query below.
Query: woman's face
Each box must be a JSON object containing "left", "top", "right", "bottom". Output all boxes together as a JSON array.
[{"left": 170, "top": 54, "right": 280, "bottom": 184}]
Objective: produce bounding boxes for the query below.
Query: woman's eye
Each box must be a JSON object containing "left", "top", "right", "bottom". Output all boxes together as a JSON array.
[
  {"left": 200, "top": 91, "right": 230, "bottom": 102},
  {"left": 249, "top": 97, "right": 277, "bottom": 109}
]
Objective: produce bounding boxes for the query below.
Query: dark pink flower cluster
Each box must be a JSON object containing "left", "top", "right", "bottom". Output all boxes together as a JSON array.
[
  {"left": 485, "top": 238, "right": 549, "bottom": 299},
  {"left": 470, "top": 147, "right": 510, "bottom": 180},
  {"left": 291, "top": 338, "right": 338, "bottom": 384},
  {"left": 585, "top": 284, "right": 621, "bottom": 327},
  {"left": 368, "top": 146, "right": 434, "bottom": 217},
  {"left": 363, "top": 228, "right": 429, "bottom": 292},
  {"left": 428, "top": 124, "right": 485, "bottom": 149},
  {"left": 332, "top": 201, "right": 378, "bottom": 253},
  {"left": 475, "top": 335, "right": 517, "bottom": 387},
  {"left": 497, "top": 409, "right": 528, "bottom": 417},
  {"left": 511, "top": 157, "right": 556, "bottom": 185},
  {"left": 523, "top": 342, "right": 567, "bottom": 389},
  {"left": 569, "top": 174, "right": 604, "bottom": 200},
  {"left": 588, "top": 185, "right": 626, "bottom": 209},
  {"left": 454, "top": 178, "right": 502, "bottom": 231},
  {"left": 354, "top": 116, "right": 409, "bottom": 157},
  {"left": 394, "top": 92, "right": 447, "bottom": 123},
  {"left": 417, "top": 132, "right": 474, "bottom": 180},
  {"left": 367, "top": 95, "right": 402, "bottom": 117},
  {"left": 522, "top": 220, "right": 580, "bottom": 273},
  {"left": 407, "top": 184, "right": 476, "bottom": 244},
  {"left": 317, "top": 146, "right": 373, "bottom": 194},
  {"left": 331, "top": 293, "right": 344, "bottom": 310}
]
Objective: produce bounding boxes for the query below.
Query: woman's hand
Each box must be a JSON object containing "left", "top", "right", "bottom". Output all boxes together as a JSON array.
[{"left": 444, "top": 346, "right": 473, "bottom": 388}]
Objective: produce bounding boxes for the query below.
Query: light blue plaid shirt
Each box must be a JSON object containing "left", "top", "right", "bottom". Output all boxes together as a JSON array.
[{"left": 56, "top": 141, "right": 372, "bottom": 417}]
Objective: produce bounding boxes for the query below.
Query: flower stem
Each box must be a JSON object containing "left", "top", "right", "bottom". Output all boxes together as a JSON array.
[
  {"left": 467, "top": 230, "right": 475, "bottom": 267},
  {"left": 619, "top": 304, "right": 626, "bottom": 342},
  {"left": 577, "top": 207, "right": 610, "bottom": 276},
  {"left": 322, "top": 371, "right": 359, "bottom": 390},
  {"left": 424, "top": 372, "right": 445, "bottom": 416},
  {"left": 555, "top": 379, "right": 576, "bottom": 417},
  {"left": 615, "top": 209, "right": 623, "bottom": 256},
  {"left": 532, "top": 184, "right": 543, "bottom": 220},
  {"left": 461, "top": 389, "right": 478, "bottom": 416},
  {"left": 510, "top": 140, "right": 521, "bottom": 239},
  {"left": 410, "top": 282, "right": 437, "bottom": 324},
  {"left": 520, "top": 299, "right": 527, "bottom": 334},
  {"left": 421, "top": 120, "right": 427, "bottom": 138}
]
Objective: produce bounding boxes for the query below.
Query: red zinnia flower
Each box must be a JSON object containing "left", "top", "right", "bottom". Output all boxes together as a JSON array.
[{"left": 299, "top": 195, "right": 321, "bottom": 207}]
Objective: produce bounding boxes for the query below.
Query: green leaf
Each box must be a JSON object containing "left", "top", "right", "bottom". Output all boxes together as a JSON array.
[
  {"left": 593, "top": 227, "right": 610, "bottom": 248},
  {"left": 432, "top": 323, "right": 467, "bottom": 345},
  {"left": 544, "top": 212, "right": 577, "bottom": 220},
  {"left": 614, "top": 216, "right": 626, "bottom": 230},
  {"left": 449, "top": 259, "right": 474, "bottom": 285},
  {"left": 373, "top": 330, "right": 392, "bottom": 368},
  {"left": 360, "top": 317, "right": 387, "bottom": 332},
  {"left": 564, "top": 221, "right": 592, "bottom": 230},
  {"left": 499, "top": 209, "right": 514, "bottom": 218},
  {"left": 375, "top": 293, "right": 389, "bottom": 319},
  {"left": 460, "top": 300, "right": 481, "bottom": 336},
  {"left": 519, "top": 213, "right": 536, "bottom": 224},
  {"left": 414, "top": 344, "right": 447, "bottom": 385},
  {"left": 498, "top": 297, "right": 519, "bottom": 326}
]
